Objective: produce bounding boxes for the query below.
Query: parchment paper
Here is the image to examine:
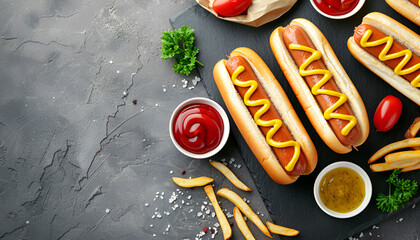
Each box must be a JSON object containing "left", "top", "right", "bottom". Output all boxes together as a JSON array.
[{"left": 196, "top": 0, "right": 297, "bottom": 27}]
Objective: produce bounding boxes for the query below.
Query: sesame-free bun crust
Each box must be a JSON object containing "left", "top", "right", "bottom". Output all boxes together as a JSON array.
[
  {"left": 270, "top": 19, "right": 370, "bottom": 154},
  {"left": 347, "top": 12, "right": 420, "bottom": 105},
  {"left": 213, "top": 47, "right": 317, "bottom": 184},
  {"left": 385, "top": 0, "right": 420, "bottom": 26}
]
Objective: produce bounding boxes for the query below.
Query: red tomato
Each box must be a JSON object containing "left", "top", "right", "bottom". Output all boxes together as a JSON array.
[
  {"left": 373, "top": 95, "right": 403, "bottom": 132},
  {"left": 212, "top": 0, "right": 252, "bottom": 17}
]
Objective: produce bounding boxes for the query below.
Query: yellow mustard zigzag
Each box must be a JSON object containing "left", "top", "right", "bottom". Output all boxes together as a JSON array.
[
  {"left": 288, "top": 44, "right": 357, "bottom": 136},
  {"left": 361, "top": 29, "right": 420, "bottom": 88},
  {"left": 231, "top": 65, "right": 300, "bottom": 171}
]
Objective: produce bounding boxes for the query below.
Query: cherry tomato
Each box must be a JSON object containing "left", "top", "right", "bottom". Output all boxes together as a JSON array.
[
  {"left": 212, "top": 0, "right": 252, "bottom": 17},
  {"left": 373, "top": 95, "right": 402, "bottom": 132}
]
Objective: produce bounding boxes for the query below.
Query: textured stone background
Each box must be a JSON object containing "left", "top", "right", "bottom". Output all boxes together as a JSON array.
[{"left": 0, "top": 0, "right": 418, "bottom": 239}]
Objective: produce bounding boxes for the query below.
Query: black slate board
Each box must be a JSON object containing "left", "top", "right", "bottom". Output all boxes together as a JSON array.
[{"left": 171, "top": 1, "right": 420, "bottom": 239}]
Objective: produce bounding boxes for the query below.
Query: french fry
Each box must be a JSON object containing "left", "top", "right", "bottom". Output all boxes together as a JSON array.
[
  {"left": 385, "top": 150, "right": 420, "bottom": 163},
  {"left": 210, "top": 160, "right": 251, "bottom": 191},
  {"left": 405, "top": 117, "right": 420, "bottom": 138},
  {"left": 172, "top": 177, "right": 213, "bottom": 188},
  {"left": 402, "top": 162, "right": 420, "bottom": 172},
  {"left": 217, "top": 188, "right": 272, "bottom": 238},
  {"left": 405, "top": 117, "right": 420, "bottom": 150},
  {"left": 368, "top": 138, "right": 420, "bottom": 164},
  {"left": 233, "top": 206, "right": 255, "bottom": 240},
  {"left": 266, "top": 221, "right": 299, "bottom": 237},
  {"left": 370, "top": 158, "right": 420, "bottom": 172},
  {"left": 204, "top": 185, "right": 232, "bottom": 240}
]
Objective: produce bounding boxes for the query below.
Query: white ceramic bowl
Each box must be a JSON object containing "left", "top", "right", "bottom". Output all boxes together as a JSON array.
[
  {"left": 313, "top": 161, "right": 372, "bottom": 218},
  {"left": 310, "top": 0, "right": 365, "bottom": 19},
  {"left": 169, "top": 97, "right": 230, "bottom": 159}
]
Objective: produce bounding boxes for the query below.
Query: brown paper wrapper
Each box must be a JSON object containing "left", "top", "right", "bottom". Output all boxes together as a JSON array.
[{"left": 196, "top": 0, "right": 297, "bottom": 27}]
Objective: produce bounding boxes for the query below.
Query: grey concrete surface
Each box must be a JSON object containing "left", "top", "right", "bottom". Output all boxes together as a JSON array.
[{"left": 0, "top": 0, "right": 418, "bottom": 239}]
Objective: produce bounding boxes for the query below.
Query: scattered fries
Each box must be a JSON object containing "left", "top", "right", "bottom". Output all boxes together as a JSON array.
[
  {"left": 204, "top": 185, "right": 232, "bottom": 240},
  {"left": 401, "top": 162, "right": 420, "bottom": 172},
  {"left": 385, "top": 150, "right": 420, "bottom": 163},
  {"left": 217, "top": 188, "right": 272, "bottom": 238},
  {"left": 172, "top": 177, "right": 213, "bottom": 188},
  {"left": 233, "top": 206, "right": 255, "bottom": 240},
  {"left": 266, "top": 221, "right": 299, "bottom": 237},
  {"left": 368, "top": 138, "right": 420, "bottom": 164},
  {"left": 370, "top": 158, "right": 420, "bottom": 172},
  {"left": 405, "top": 117, "right": 420, "bottom": 139},
  {"left": 405, "top": 117, "right": 420, "bottom": 150},
  {"left": 210, "top": 160, "right": 251, "bottom": 191}
]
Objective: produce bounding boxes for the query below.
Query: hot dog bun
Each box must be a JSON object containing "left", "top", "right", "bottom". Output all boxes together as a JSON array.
[
  {"left": 213, "top": 47, "right": 317, "bottom": 184},
  {"left": 270, "top": 18, "right": 369, "bottom": 154},
  {"left": 385, "top": 0, "right": 420, "bottom": 26},
  {"left": 347, "top": 12, "right": 420, "bottom": 106}
]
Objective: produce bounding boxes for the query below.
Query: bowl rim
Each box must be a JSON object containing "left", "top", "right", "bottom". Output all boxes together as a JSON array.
[
  {"left": 309, "top": 0, "right": 366, "bottom": 19},
  {"left": 169, "top": 97, "right": 230, "bottom": 159},
  {"left": 313, "top": 161, "right": 372, "bottom": 218}
]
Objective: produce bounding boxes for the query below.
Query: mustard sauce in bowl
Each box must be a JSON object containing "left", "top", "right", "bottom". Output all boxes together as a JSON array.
[
  {"left": 319, "top": 167, "right": 365, "bottom": 213},
  {"left": 314, "top": 161, "right": 372, "bottom": 218}
]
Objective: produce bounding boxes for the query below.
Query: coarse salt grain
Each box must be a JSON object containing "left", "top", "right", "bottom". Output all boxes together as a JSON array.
[
  {"left": 169, "top": 192, "right": 177, "bottom": 203},
  {"left": 172, "top": 204, "right": 179, "bottom": 211},
  {"left": 192, "top": 76, "right": 201, "bottom": 85}
]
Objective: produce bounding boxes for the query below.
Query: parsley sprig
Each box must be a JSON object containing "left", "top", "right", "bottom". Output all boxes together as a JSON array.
[
  {"left": 161, "top": 26, "right": 203, "bottom": 76},
  {"left": 376, "top": 169, "right": 418, "bottom": 213}
]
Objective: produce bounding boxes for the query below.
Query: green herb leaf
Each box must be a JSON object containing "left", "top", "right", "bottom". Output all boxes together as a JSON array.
[
  {"left": 160, "top": 26, "right": 202, "bottom": 76},
  {"left": 376, "top": 193, "right": 399, "bottom": 213},
  {"left": 376, "top": 169, "right": 419, "bottom": 213}
]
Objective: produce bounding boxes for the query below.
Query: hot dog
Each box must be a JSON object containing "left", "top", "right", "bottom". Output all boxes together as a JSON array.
[
  {"left": 270, "top": 18, "right": 369, "bottom": 154},
  {"left": 347, "top": 12, "right": 420, "bottom": 106},
  {"left": 213, "top": 47, "right": 317, "bottom": 184},
  {"left": 385, "top": 0, "right": 420, "bottom": 26}
]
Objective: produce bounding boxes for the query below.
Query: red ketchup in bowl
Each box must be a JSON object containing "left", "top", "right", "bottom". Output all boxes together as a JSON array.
[
  {"left": 313, "top": 0, "right": 360, "bottom": 16},
  {"left": 173, "top": 103, "right": 224, "bottom": 154}
]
